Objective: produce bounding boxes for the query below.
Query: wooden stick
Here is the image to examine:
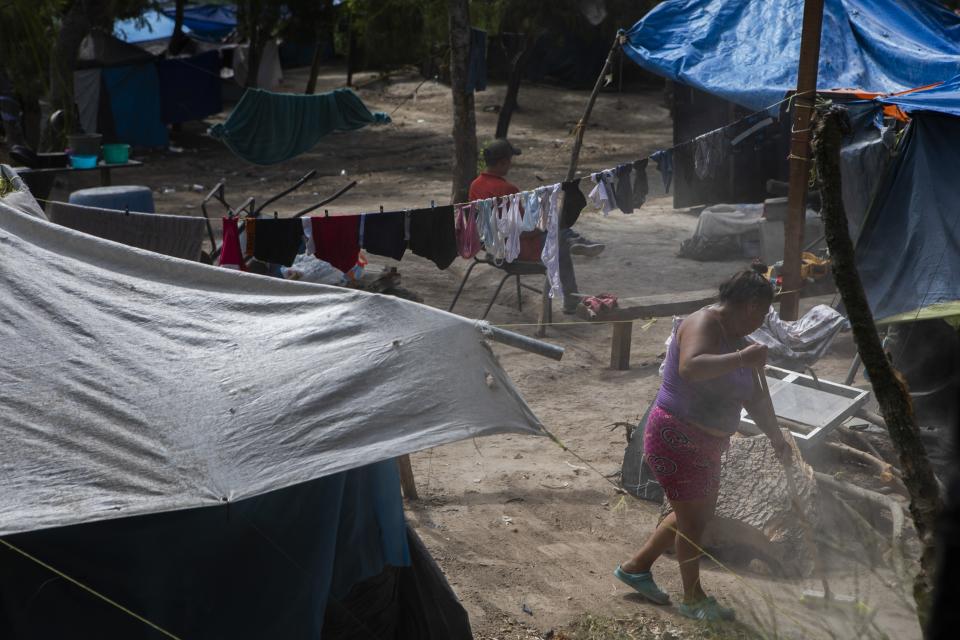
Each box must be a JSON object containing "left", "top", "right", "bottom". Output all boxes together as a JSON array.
[
  {"left": 814, "top": 471, "right": 904, "bottom": 549},
  {"left": 397, "top": 454, "right": 418, "bottom": 500}
]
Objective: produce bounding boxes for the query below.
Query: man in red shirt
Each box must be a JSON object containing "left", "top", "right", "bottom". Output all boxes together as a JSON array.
[{"left": 468, "top": 139, "right": 602, "bottom": 313}]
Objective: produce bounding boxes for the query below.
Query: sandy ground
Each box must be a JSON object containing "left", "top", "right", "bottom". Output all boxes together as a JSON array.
[{"left": 46, "top": 64, "right": 922, "bottom": 639}]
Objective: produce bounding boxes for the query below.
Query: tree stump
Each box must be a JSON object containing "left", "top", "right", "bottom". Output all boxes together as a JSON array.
[{"left": 661, "top": 433, "right": 820, "bottom": 577}]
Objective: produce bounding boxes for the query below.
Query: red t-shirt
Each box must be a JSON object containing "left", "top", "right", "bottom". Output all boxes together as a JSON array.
[{"left": 468, "top": 172, "right": 543, "bottom": 261}]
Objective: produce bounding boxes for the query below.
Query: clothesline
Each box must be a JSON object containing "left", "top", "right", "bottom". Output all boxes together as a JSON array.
[{"left": 33, "top": 89, "right": 821, "bottom": 302}]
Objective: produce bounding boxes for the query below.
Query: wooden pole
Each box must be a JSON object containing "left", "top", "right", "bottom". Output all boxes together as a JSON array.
[
  {"left": 814, "top": 108, "right": 942, "bottom": 626},
  {"left": 780, "top": 0, "right": 826, "bottom": 321},
  {"left": 397, "top": 454, "right": 418, "bottom": 500},
  {"left": 565, "top": 31, "right": 623, "bottom": 181},
  {"left": 536, "top": 31, "right": 622, "bottom": 338}
]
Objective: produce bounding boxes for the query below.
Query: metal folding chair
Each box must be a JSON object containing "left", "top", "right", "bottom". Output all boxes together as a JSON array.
[{"left": 448, "top": 253, "right": 545, "bottom": 319}]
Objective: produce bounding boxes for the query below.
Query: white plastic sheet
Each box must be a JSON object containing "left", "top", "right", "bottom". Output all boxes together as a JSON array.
[{"left": 0, "top": 190, "right": 543, "bottom": 536}]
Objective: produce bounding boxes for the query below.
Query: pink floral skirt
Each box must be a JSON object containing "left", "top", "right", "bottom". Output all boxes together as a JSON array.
[{"left": 643, "top": 405, "right": 730, "bottom": 502}]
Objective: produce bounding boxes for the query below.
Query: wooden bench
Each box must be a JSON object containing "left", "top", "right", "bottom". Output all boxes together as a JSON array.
[
  {"left": 579, "top": 279, "right": 838, "bottom": 370},
  {"left": 577, "top": 289, "right": 719, "bottom": 370}
]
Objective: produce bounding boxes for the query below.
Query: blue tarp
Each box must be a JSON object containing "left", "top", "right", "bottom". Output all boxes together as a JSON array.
[
  {"left": 878, "top": 74, "right": 960, "bottom": 118},
  {"left": 855, "top": 112, "right": 960, "bottom": 321},
  {"left": 101, "top": 63, "right": 169, "bottom": 147},
  {"left": 624, "top": 0, "right": 960, "bottom": 112},
  {"left": 163, "top": 4, "right": 237, "bottom": 40},
  {"left": 114, "top": 9, "right": 188, "bottom": 43},
  {"left": 210, "top": 88, "right": 390, "bottom": 165},
  {"left": 1, "top": 460, "right": 410, "bottom": 637},
  {"left": 157, "top": 51, "right": 223, "bottom": 124}
]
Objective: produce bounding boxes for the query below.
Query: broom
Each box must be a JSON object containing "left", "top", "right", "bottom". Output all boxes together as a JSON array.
[{"left": 754, "top": 367, "right": 868, "bottom": 613}]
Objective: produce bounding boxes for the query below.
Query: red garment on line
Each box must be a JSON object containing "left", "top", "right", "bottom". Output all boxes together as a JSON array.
[
  {"left": 219, "top": 217, "right": 246, "bottom": 271},
  {"left": 311, "top": 215, "right": 360, "bottom": 273},
  {"left": 455, "top": 203, "right": 481, "bottom": 259}
]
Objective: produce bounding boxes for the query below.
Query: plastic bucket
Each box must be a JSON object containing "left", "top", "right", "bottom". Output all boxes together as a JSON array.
[
  {"left": 102, "top": 143, "right": 130, "bottom": 165},
  {"left": 69, "top": 154, "right": 98, "bottom": 169},
  {"left": 66, "top": 133, "right": 102, "bottom": 157}
]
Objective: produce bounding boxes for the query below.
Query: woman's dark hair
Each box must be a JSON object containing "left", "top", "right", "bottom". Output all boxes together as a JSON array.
[{"left": 718, "top": 264, "right": 774, "bottom": 305}]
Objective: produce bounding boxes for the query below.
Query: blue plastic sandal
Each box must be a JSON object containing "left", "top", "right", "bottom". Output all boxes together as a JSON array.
[
  {"left": 677, "top": 596, "right": 736, "bottom": 621},
  {"left": 613, "top": 565, "right": 671, "bottom": 605}
]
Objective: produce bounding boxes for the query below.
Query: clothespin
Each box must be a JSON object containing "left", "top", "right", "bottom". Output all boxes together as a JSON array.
[
  {"left": 273, "top": 211, "right": 278, "bottom": 219},
  {"left": 324, "top": 209, "right": 329, "bottom": 217},
  {"left": 379, "top": 205, "right": 384, "bottom": 213},
  {"left": 124, "top": 206, "right": 130, "bottom": 216},
  {"left": 430, "top": 200, "right": 435, "bottom": 208}
]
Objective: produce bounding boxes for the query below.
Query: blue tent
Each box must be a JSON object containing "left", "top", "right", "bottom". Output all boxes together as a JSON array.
[
  {"left": 623, "top": 0, "right": 960, "bottom": 112},
  {"left": 162, "top": 4, "right": 237, "bottom": 41},
  {"left": 878, "top": 75, "right": 960, "bottom": 119},
  {"left": 114, "top": 9, "right": 189, "bottom": 44},
  {"left": 851, "top": 78, "right": 960, "bottom": 323}
]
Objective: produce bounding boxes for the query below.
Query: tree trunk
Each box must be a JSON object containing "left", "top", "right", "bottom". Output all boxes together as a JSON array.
[
  {"left": 45, "top": 0, "right": 92, "bottom": 149},
  {"left": 447, "top": 0, "right": 477, "bottom": 205},
  {"left": 168, "top": 0, "right": 187, "bottom": 56},
  {"left": 305, "top": 45, "right": 323, "bottom": 95},
  {"left": 813, "top": 107, "right": 943, "bottom": 628},
  {"left": 305, "top": 0, "right": 334, "bottom": 95},
  {"left": 345, "top": 22, "right": 357, "bottom": 87},
  {"left": 494, "top": 34, "right": 534, "bottom": 139}
]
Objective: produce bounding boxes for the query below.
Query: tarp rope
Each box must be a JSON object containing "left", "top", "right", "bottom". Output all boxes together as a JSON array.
[{"left": 0, "top": 537, "right": 184, "bottom": 640}]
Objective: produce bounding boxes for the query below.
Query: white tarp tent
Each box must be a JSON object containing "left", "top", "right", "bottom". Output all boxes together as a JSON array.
[{"left": 0, "top": 176, "right": 544, "bottom": 536}]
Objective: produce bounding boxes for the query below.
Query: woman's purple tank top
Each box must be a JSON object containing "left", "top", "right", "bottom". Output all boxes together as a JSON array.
[{"left": 655, "top": 321, "right": 755, "bottom": 435}]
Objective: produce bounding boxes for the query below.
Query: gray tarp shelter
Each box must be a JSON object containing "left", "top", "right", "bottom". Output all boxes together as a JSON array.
[{"left": 0, "top": 175, "right": 543, "bottom": 637}]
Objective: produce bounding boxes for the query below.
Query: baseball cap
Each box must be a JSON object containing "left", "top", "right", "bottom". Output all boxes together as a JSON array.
[{"left": 483, "top": 138, "right": 521, "bottom": 164}]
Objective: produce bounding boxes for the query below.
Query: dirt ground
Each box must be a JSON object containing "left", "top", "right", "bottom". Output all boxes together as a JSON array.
[{"left": 46, "top": 64, "right": 922, "bottom": 639}]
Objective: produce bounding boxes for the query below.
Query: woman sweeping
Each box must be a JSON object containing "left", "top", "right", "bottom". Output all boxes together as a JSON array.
[{"left": 615, "top": 268, "right": 791, "bottom": 621}]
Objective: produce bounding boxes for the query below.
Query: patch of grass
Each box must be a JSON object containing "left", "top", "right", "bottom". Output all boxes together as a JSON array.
[{"left": 555, "top": 612, "right": 762, "bottom": 640}]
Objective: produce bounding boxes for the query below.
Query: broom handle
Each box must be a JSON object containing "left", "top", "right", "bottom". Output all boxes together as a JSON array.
[{"left": 756, "top": 367, "right": 832, "bottom": 602}]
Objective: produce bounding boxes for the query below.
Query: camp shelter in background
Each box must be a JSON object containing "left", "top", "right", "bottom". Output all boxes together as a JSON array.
[
  {"left": 113, "top": 8, "right": 190, "bottom": 55},
  {"left": 74, "top": 26, "right": 223, "bottom": 148},
  {"left": 622, "top": 0, "right": 960, "bottom": 208},
  {"left": 0, "top": 178, "right": 545, "bottom": 638},
  {"left": 864, "top": 76, "right": 960, "bottom": 326},
  {"left": 161, "top": 3, "right": 238, "bottom": 41}
]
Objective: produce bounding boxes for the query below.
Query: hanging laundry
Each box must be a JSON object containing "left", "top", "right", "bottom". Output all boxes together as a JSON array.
[
  {"left": 517, "top": 190, "right": 544, "bottom": 262},
  {"left": 694, "top": 129, "right": 729, "bottom": 180},
  {"left": 47, "top": 201, "right": 206, "bottom": 261},
  {"left": 536, "top": 187, "right": 552, "bottom": 232},
  {"left": 362, "top": 211, "right": 407, "bottom": 261},
  {"left": 311, "top": 215, "right": 360, "bottom": 273},
  {"left": 409, "top": 205, "right": 457, "bottom": 270},
  {"left": 302, "top": 217, "right": 315, "bottom": 255},
  {"left": 253, "top": 217, "right": 304, "bottom": 267},
  {"left": 475, "top": 198, "right": 496, "bottom": 247},
  {"left": 244, "top": 218, "right": 256, "bottom": 258},
  {"left": 540, "top": 183, "right": 564, "bottom": 299},
  {"left": 613, "top": 163, "right": 635, "bottom": 214},
  {"left": 520, "top": 190, "right": 540, "bottom": 232},
  {"left": 560, "top": 179, "right": 587, "bottom": 229},
  {"left": 499, "top": 193, "right": 523, "bottom": 263},
  {"left": 209, "top": 88, "right": 391, "bottom": 165},
  {"left": 466, "top": 27, "right": 487, "bottom": 93},
  {"left": 651, "top": 149, "right": 673, "bottom": 193},
  {"left": 219, "top": 217, "right": 246, "bottom": 270},
  {"left": 455, "top": 203, "right": 481, "bottom": 259},
  {"left": 632, "top": 158, "right": 650, "bottom": 208},
  {"left": 588, "top": 170, "right": 615, "bottom": 215}
]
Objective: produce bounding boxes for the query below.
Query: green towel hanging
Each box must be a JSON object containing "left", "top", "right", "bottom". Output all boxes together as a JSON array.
[{"left": 210, "top": 87, "right": 391, "bottom": 165}]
